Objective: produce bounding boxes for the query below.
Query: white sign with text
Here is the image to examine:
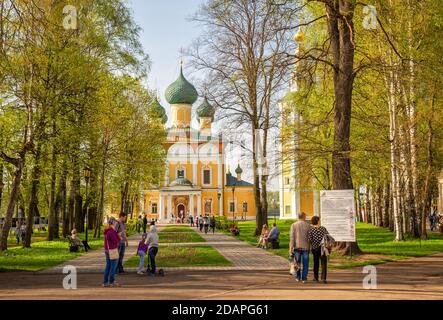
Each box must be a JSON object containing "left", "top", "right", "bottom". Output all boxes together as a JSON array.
[{"left": 320, "top": 190, "right": 356, "bottom": 242}]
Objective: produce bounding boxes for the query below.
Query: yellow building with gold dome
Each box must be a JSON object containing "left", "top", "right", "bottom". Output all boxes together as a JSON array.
[{"left": 140, "top": 66, "right": 256, "bottom": 222}]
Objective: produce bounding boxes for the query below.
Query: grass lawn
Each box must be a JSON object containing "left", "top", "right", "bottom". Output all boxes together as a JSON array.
[
  {"left": 222, "top": 219, "right": 443, "bottom": 269},
  {"left": 0, "top": 228, "right": 136, "bottom": 272},
  {"left": 159, "top": 232, "right": 205, "bottom": 243},
  {"left": 0, "top": 231, "right": 103, "bottom": 272},
  {"left": 160, "top": 225, "right": 197, "bottom": 233},
  {"left": 124, "top": 245, "right": 232, "bottom": 268}
]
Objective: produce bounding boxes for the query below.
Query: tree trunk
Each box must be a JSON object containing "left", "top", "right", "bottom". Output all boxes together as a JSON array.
[
  {"left": 0, "top": 159, "right": 24, "bottom": 251},
  {"left": 58, "top": 162, "right": 68, "bottom": 237},
  {"left": 252, "top": 126, "right": 264, "bottom": 235},
  {"left": 47, "top": 143, "right": 58, "bottom": 241},
  {"left": 94, "top": 156, "right": 106, "bottom": 238},
  {"left": 0, "top": 164, "right": 4, "bottom": 212},
  {"left": 24, "top": 146, "right": 42, "bottom": 248}
]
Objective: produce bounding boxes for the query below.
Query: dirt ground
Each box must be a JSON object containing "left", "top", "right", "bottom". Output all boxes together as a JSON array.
[{"left": 0, "top": 253, "right": 442, "bottom": 300}]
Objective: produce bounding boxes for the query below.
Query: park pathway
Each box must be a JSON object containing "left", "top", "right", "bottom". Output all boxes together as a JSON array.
[{"left": 39, "top": 225, "right": 289, "bottom": 274}]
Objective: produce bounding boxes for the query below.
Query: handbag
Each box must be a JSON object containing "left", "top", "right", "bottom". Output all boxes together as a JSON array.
[{"left": 106, "top": 234, "right": 119, "bottom": 260}]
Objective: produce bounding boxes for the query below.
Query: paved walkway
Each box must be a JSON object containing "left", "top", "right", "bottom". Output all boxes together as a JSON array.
[
  {"left": 39, "top": 225, "right": 288, "bottom": 274},
  {"left": 3, "top": 253, "right": 443, "bottom": 299}
]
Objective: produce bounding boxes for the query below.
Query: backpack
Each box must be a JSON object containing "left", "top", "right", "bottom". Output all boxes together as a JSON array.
[{"left": 320, "top": 234, "right": 335, "bottom": 256}]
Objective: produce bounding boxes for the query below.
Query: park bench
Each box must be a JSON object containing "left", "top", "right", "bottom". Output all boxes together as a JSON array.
[{"left": 68, "top": 236, "right": 86, "bottom": 253}]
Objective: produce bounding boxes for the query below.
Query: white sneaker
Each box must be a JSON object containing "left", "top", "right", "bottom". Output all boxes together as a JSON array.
[{"left": 137, "top": 271, "right": 143, "bottom": 275}]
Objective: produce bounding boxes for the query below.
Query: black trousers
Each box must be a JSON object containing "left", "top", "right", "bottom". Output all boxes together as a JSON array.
[{"left": 312, "top": 247, "right": 327, "bottom": 281}]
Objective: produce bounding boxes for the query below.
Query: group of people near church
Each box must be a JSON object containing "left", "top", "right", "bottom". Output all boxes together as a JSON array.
[
  {"left": 193, "top": 214, "right": 216, "bottom": 234},
  {"left": 103, "top": 212, "right": 159, "bottom": 287},
  {"left": 289, "top": 212, "right": 334, "bottom": 284}
]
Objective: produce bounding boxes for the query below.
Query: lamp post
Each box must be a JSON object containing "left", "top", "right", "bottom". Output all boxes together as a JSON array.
[
  {"left": 231, "top": 185, "right": 236, "bottom": 223},
  {"left": 217, "top": 191, "right": 221, "bottom": 217},
  {"left": 83, "top": 167, "right": 91, "bottom": 246}
]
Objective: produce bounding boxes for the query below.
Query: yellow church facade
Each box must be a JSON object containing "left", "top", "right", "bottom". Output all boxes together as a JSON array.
[{"left": 140, "top": 67, "right": 256, "bottom": 222}]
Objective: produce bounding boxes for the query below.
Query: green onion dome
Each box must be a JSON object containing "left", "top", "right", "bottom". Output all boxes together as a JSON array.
[
  {"left": 150, "top": 97, "right": 168, "bottom": 124},
  {"left": 165, "top": 67, "right": 198, "bottom": 105},
  {"left": 196, "top": 97, "right": 215, "bottom": 121},
  {"left": 235, "top": 164, "right": 243, "bottom": 175}
]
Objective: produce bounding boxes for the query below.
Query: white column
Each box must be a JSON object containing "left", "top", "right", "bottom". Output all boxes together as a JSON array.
[
  {"left": 218, "top": 155, "right": 222, "bottom": 188},
  {"left": 167, "top": 194, "right": 172, "bottom": 220},
  {"left": 159, "top": 195, "right": 164, "bottom": 221},
  {"left": 197, "top": 194, "right": 202, "bottom": 217},
  {"left": 218, "top": 192, "right": 223, "bottom": 217},
  {"left": 192, "top": 160, "right": 197, "bottom": 185},
  {"left": 189, "top": 194, "right": 194, "bottom": 217}
]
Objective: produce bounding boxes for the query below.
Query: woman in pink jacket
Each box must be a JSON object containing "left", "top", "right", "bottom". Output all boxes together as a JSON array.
[{"left": 103, "top": 218, "right": 121, "bottom": 287}]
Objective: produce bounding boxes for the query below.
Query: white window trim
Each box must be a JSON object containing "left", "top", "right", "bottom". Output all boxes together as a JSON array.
[
  {"left": 202, "top": 165, "right": 212, "bottom": 186},
  {"left": 204, "top": 198, "right": 213, "bottom": 214},
  {"left": 176, "top": 165, "right": 187, "bottom": 180},
  {"left": 151, "top": 202, "right": 158, "bottom": 214}
]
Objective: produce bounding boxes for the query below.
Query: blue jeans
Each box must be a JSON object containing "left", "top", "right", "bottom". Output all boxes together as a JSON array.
[
  {"left": 138, "top": 250, "right": 146, "bottom": 272},
  {"left": 104, "top": 252, "right": 118, "bottom": 285},
  {"left": 118, "top": 242, "right": 126, "bottom": 272},
  {"left": 148, "top": 247, "right": 158, "bottom": 274},
  {"left": 294, "top": 249, "right": 309, "bottom": 281}
]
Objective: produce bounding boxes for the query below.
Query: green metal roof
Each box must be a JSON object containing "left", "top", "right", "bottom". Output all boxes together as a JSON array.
[
  {"left": 225, "top": 172, "right": 253, "bottom": 187},
  {"left": 165, "top": 67, "right": 198, "bottom": 105},
  {"left": 196, "top": 97, "right": 215, "bottom": 121},
  {"left": 169, "top": 177, "right": 193, "bottom": 187},
  {"left": 150, "top": 97, "right": 168, "bottom": 124}
]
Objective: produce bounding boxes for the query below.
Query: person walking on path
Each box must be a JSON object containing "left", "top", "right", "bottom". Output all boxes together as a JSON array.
[
  {"left": 203, "top": 215, "right": 209, "bottom": 234},
  {"left": 116, "top": 213, "right": 128, "bottom": 274},
  {"left": 136, "top": 215, "right": 143, "bottom": 234},
  {"left": 142, "top": 215, "right": 148, "bottom": 234},
  {"left": 146, "top": 225, "right": 159, "bottom": 276},
  {"left": 289, "top": 212, "right": 310, "bottom": 283},
  {"left": 103, "top": 218, "right": 120, "bottom": 287},
  {"left": 308, "top": 216, "right": 329, "bottom": 284},
  {"left": 136, "top": 233, "right": 148, "bottom": 275},
  {"left": 195, "top": 216, "right": 199, "bottom": 229},
  {"left": 209, "top": 216, "right": 216, "bottom": 234},
  {"left": 199, "top": 215, "right": 204, "bottom": 232},
  {"left": 189, "top": 214, "right": 194, "bottom": 227}
]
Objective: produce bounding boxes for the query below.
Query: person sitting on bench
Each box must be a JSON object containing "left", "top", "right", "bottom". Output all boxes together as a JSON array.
[
  {"left": 70, "top": 229, "right": 89, "bottom": 251},
  {"left": 230, "top": 224, "right": 240, "bottom": 236},
  {"left": 268, "top": 223, "right": 280, "bottom": 249}
]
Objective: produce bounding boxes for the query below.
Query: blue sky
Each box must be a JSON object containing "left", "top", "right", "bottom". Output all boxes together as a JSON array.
[
  {"left": 128, "top": 0, "right": 279, "bottom": 189},
  {"left": 129, "top": 0, "right": 203, "bottom": 99}
]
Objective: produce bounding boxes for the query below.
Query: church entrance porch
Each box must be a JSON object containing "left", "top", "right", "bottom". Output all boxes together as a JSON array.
[{"left": 157, "top": 190, "right": 202, "bottom": 223}]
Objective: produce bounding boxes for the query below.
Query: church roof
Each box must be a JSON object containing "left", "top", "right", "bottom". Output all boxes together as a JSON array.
[
  {"left": 196, "top": 97, "right": 215, "bottom": 121},
  {"left": 225, "top": 172, "right": 253, "bottom": 187},
  {"left": 169, "top": 177, "right": 193, "bottom": 187},
  {"left": 150, "top": 97, "right": 168, "bottom": 124},
  {"left": 235, "top": 164, "right": 243, "bottom": 174},
  {"left": 165, "top": 67, "right": 198, "bottom": 105}
]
